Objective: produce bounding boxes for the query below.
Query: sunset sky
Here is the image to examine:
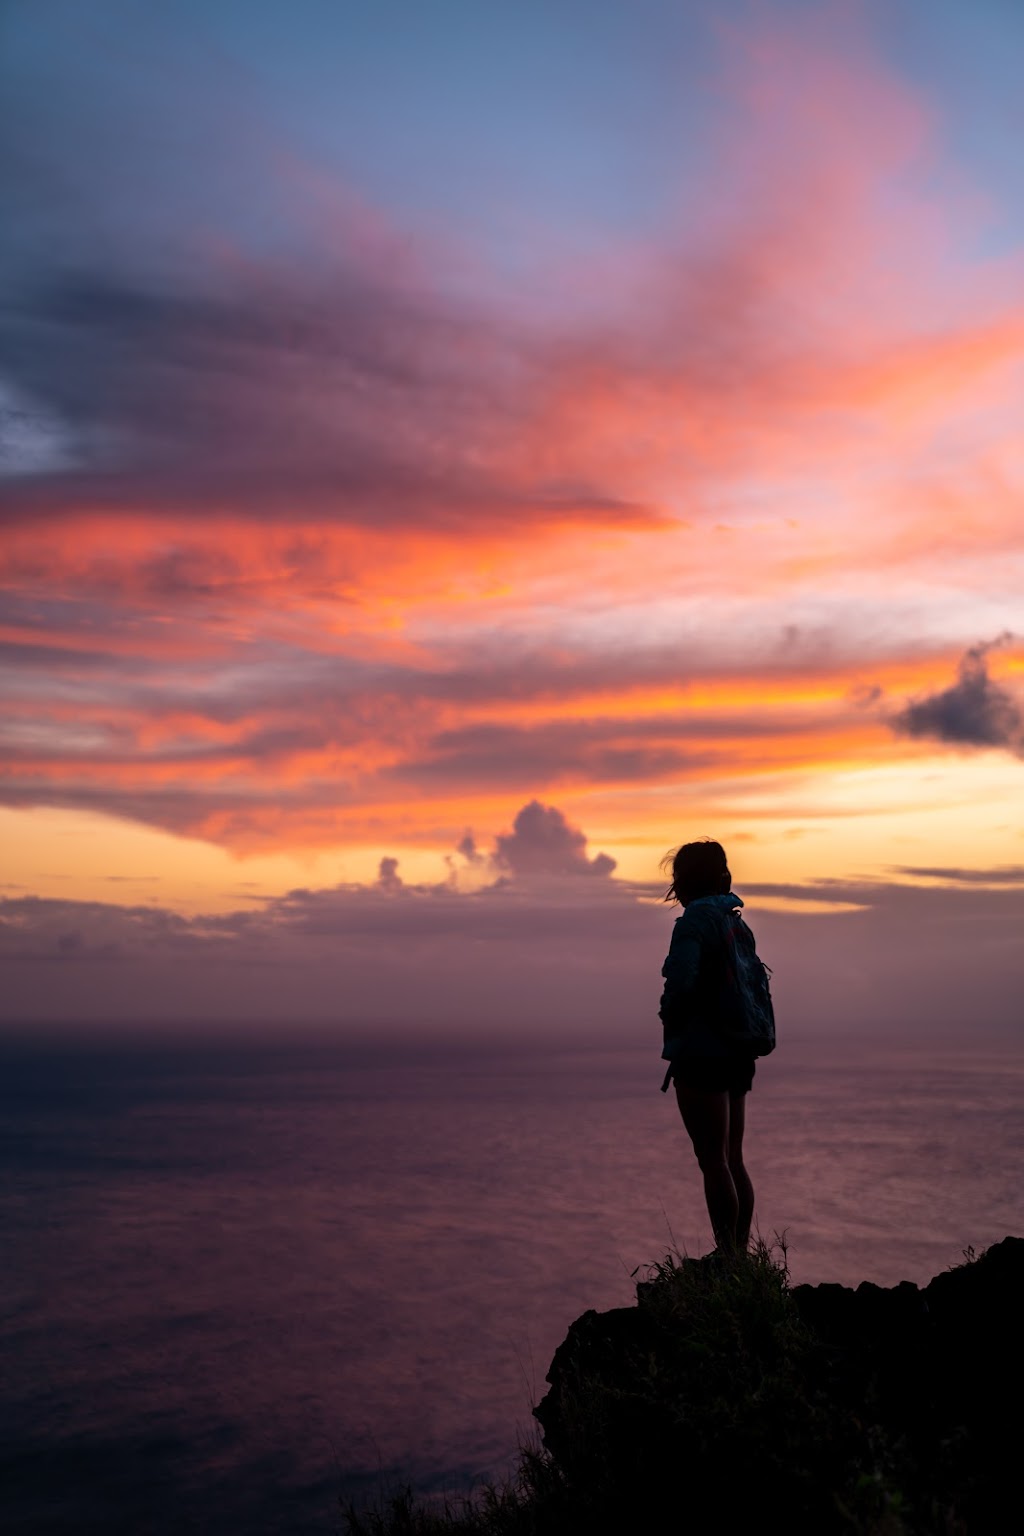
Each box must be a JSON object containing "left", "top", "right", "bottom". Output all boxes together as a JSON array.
[{"left": 2, "top": 0, "right": 1023, "bottom": 1032}]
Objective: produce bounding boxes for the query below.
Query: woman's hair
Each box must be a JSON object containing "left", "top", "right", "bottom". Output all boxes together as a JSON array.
[{"left": 661, "top": 839, "right": 730, "bottom": 905}]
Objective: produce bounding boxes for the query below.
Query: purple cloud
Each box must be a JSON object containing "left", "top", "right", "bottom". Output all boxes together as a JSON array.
[
  {"left": 492, "top": 800, "right": 616, "bottom": 879},
  {"left": 0, "top": 267, "right": 654, "bottom": 533},
  {"left": 893, "top": 636, "right": 1022, "bottom": 752}
]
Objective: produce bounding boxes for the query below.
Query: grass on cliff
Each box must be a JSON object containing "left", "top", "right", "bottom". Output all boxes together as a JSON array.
[{"left": 341, "top": 1238, "right": 910, "bottom": 1536}]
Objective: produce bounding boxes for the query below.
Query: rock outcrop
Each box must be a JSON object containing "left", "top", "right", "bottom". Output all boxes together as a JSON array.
[{"left": 534, "top": 1238, "right": 1022, "bottom": 1534}]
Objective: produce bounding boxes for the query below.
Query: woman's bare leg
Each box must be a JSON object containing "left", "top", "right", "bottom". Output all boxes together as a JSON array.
[
  {"left": 674, "top": 1083, "right": 739, "bottom": 1253},
  {"left": 727, "top": 1091, "right": 755, "bottom": 1250}
]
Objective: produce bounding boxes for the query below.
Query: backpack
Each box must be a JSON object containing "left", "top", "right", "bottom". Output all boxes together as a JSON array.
[{"left": 715, "top": 908, "right": 776, "bottom": 1056}]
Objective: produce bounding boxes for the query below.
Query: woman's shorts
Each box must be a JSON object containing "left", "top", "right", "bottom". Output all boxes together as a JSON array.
[{"left": 668, "top": 1052, "right": 756, "bottom": 1096}]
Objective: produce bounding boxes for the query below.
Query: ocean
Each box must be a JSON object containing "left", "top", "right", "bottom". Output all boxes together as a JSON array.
[{"left": 2, "top": 1033, "right": 1021, "bottom": 1534}]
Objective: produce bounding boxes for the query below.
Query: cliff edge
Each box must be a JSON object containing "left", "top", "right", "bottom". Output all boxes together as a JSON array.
[{"left": 534, "top": 1237, "right": 1021, "bottom": 1534}]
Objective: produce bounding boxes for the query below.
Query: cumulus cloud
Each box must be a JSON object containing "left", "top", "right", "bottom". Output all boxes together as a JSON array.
[
  {"left": 492, "top": 800, "right": 616, "bottom": 879},
  {"left": 374, "top": 802, "right": 615, "bottom": 896},
  {"left": 376, "top": 856, "right": 403, "bottom": 893},
  {"left": 893, "top": 635, "right": 1022, "bottom": 751}
]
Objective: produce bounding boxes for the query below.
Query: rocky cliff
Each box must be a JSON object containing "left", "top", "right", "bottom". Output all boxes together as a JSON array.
[{"left": 533, "top": 1238, "right": 1022, "bottom": 1534}]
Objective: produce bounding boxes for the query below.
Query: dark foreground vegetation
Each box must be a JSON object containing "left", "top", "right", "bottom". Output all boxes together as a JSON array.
[{"left": 344, "top": 1236, "right": 1021, "bottom": 1536}]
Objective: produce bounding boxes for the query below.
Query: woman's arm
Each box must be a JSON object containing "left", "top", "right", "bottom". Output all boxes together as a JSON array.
[{"left": 659, "top": 912, "right": 705, "bottom": 1041}]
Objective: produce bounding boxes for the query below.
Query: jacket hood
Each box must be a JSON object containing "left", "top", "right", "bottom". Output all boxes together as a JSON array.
[{"left": 686, "top": 892, "right": 743, "bottom": 910}]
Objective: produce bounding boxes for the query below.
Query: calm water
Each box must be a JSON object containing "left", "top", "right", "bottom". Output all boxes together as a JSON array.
[{"left": 2, "top": 1034, "right": 1021, "bottom": 1534}]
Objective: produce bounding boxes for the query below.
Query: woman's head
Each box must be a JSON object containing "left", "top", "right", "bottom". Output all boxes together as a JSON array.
[{"left": 661, "top": 839, "right": 731, "bottom": 905}]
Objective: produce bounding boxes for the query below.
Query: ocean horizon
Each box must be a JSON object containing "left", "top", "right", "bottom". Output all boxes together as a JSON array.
[{"left": 2, "top": 1030, "right": 1021, "bottom": 1534}]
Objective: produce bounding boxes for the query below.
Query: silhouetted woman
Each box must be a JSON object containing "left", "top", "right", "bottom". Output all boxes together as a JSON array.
[{"left": 658, "top": 839, "right": 774, "bottom": 1256}]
